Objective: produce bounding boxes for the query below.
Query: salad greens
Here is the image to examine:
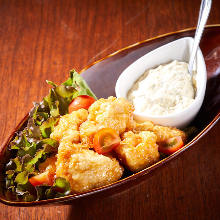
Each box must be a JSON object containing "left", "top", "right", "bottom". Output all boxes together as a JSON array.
[{"left": 4, "top": 70, "right": 97, "bottom": 201}]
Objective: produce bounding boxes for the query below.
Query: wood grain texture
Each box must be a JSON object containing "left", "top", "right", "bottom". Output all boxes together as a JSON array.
[{"left": 0, "top": 0, "right": 219, "bottom": 219}]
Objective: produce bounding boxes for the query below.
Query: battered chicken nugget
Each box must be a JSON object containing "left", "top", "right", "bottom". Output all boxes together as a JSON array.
[
  {"left": 87, "top": 96, "right": 134, "bottom": 134},
  {"left": 152, "top": 125, "right": 186, "bottom": 143},
  {"left": 79, "top": 120, "right": 98, "bottom": 145},
  {"left": 56, "top": 143, "right": 124, "bottom": 193},
  {"left": 51, "top": 97, "right": 185, "bottom": 194},
  {"left": 134, "top": 121, "right": 154, "bottom": 131},
  {"left": 50, "top": 109, "right": 88, "bottom": 143},
  {"left": 134, "top": 121, "right": 186, "bottom": 143},
  {"left": 115, "top": 131, "right": 159, "bottom": 172}
]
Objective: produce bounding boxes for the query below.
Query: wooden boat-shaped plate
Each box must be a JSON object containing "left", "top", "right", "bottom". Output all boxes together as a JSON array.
[{"left": 0, "top": 25, "right": 219, "bottom": 206}]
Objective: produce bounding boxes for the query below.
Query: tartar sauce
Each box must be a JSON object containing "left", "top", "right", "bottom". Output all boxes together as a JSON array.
[{"left": 127, "top": 60, "right": 195, "bottom": 116}]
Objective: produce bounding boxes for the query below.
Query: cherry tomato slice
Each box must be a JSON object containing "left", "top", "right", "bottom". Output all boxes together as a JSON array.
[
  {"left": 158, "top": 136, "right": 184, "bottom": 155},
  {"left": 93, "top": 128, "right": 121, "bottom": 154},
  {"left": 29, "top": 171, "right": 54, "bottom": 187},
  {"left": 68, "top": 95, "right": 96, "bottom": 113}
]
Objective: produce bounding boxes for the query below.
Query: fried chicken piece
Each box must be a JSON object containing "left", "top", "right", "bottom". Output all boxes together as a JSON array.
[
  {"left": 56, "top": 142, "right": 124, "bottom": 193},
  {"left": 79, "top": 120, "right": 98, "bottom": 145},
  {"left": 50, "top": 109, "right": 88, "bottom": 144},
  {"left": 115, "top": 131, "right": 159, "bottom": 172},
  {"left": 152, "top": 125, "right": 186, "bottom": 143},
  {"left": 79, "top": 96, "right": 135, "bottom": 145},
  {"left": 61, "top": 128, "right": 80, "bottom": 145},
  {"left": 87, "top": 96, "right": 134, "bottom": 135},
  {"left": 134, "top": 121, "right": 154, "bottom": 132},
  {"left": 134, "top": 121, "right": 186, "bottom": 143}
]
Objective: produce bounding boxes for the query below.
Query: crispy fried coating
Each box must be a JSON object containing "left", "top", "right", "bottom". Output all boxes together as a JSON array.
[
  {"left": 115, "top": 131, "right": 159, "bottom": 172},
  {"left": 134, "top": 121, "right": 154, "bottom": 131},
  {"left": 51, "top": 105, "right": 124, "bottom": 193},
  {"left": 79, "top": 97, "right": 135, "bottom": 145},
  {"left": 50, "top": 109, "right": 88, "bottom": 143},
  {"left": 151, "top": 125, "right": 186, "bottom": 143},
  {"left": 87, "top": 96, "right": 134, "bottom": 134},
  {"left": 79, "top": 120, "right": 98, "bottom": 145},
  {"left": 56, "top": 143, "right": 124, "bottom": 193},
  {"left": 134, "top": 121, "right": 186, "bottom": 143},
  {"left": 50, "top": 96, "right": 186, "bottom": 193}
]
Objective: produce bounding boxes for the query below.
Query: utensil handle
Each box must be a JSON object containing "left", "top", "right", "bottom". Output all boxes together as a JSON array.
[{"left": 188, "top": 0, "right": 212, "bottom": 74}]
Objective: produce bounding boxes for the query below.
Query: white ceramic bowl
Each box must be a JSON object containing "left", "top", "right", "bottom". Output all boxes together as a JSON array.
[{"left": 115, "top": 37, "right": 207, "bottom": 128}]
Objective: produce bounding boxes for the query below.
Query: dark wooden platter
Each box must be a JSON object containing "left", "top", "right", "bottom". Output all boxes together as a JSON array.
[{"left": 0, "top": 25, "right": 219, "bottom": 206}]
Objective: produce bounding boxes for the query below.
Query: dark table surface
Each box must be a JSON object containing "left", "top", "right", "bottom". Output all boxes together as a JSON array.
[{"left": 0, "top": 0, "right": 219, "bottom": 219}]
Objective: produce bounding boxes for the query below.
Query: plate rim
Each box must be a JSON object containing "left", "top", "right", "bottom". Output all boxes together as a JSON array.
[{"left": 79, "top": 24, "right": 220, "bottom": 73}]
